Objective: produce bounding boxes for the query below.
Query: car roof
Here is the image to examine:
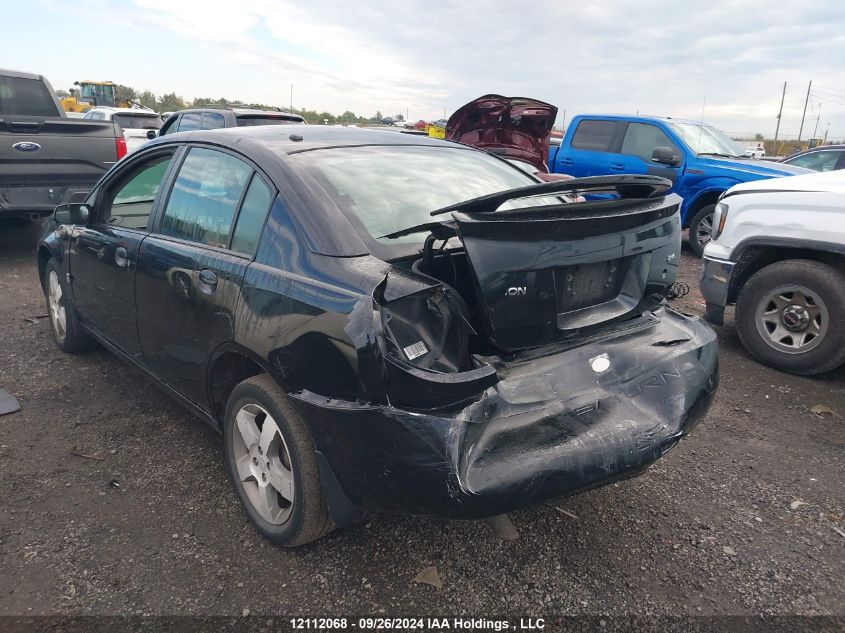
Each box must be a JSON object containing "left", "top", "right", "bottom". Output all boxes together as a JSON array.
[
  {"left": 0, "top": 68, "right": 45, "bottom": 80},
  {"left": 148, "top": 124, "right": 455, "bottom": 154},
  {"left": 573, "top": 114, "right": 706, "bottom": 126},
  {"left": 787, "top": 144, "right": 845, "bottom": 156},
  {"left": 172, "top": 107, "right": 303, "bottom": 118}
]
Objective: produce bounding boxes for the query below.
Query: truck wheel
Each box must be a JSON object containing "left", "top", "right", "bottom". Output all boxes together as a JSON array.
[
  {"left": 735, "top": 260, "right": 845, "bottom": 375},
  {"left": 223, "top": 374, "right": 335, "bottom": 547},
  {"left": 42, "top": 259, "right": 97, "bottom": 353},
  {"left": 688, "top": 204, "right": 716, "bottom": 257}
]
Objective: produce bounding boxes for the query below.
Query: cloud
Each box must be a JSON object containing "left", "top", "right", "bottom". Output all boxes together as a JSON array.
[{"left": 27, "top": 0, "right": 845, "bottom": 137}]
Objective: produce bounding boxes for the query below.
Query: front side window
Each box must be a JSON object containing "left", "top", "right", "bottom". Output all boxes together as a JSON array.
[
  {"left": 160, "top": 147, "right": 253, "bottom": 248},
  {"left": 159, "top": 115, "right": 179, "bottom": 135},
  {"left": 293, "top": 145, "right": 546, "bottom": 251},
  {"left": 102, "top": 154, "right": 173, "bottom": 229},
  {"left": 571, "top": 120, "right": 618, "bottom": 151},
  {"left": 621, "top": 123, "right": 677, "bottom": 162},
  {"left": 784, "top": 150, "right": 842, "bottom": 172}
]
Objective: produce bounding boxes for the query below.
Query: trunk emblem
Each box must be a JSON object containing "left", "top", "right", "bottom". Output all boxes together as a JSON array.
[
  {"left": 13, "top": 141, "right": 41, "bottom": 152},
  {"left": 505, "top": 286, "right": 527, "bottom": 296}
]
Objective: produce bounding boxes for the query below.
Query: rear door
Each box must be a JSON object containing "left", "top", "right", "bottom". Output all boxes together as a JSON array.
[
  {"left": 69, "top": 147, "right": 177, "bottom": 362},
  {"left": 611, "top": 122, "right": 684, "bottom": 185},
  {"left": 135, "top": 145, "right": 275, "bottom": 409},
  {"left": 553, "top": 119, "right": 622, "bottom": 177}
]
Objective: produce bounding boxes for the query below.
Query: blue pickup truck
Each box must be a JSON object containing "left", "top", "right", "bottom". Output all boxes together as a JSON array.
[{"left": 548, "top": 115, "right": 810, "bottom": 255}]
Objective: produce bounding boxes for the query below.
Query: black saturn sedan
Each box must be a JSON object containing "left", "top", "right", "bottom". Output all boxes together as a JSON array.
[{"left": 38, "top": 126, "right": 718, "bottom": 546}]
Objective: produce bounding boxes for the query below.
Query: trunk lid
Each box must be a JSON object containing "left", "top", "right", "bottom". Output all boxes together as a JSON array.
[
  {"left": 445, "top": 94, "right": 557, "bottom": 173},
  {"left": 437, "top": 177, "right": 682, "bottom": 352}
]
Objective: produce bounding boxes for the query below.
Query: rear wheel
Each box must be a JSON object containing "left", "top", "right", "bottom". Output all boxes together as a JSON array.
[
  {"left": 688, "top": 204, "right": 716, "bottom": 257},
  {"left": 223, "top": 374, "right": 334, "bottom": 547},
  {"left": 735, "top": 259, "right": 845, "bottom": 375},
  {"left": 43, "top": 259, "right": 96, "bottom": 353}
]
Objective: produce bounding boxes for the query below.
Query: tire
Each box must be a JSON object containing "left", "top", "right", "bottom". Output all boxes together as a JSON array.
[
  {"left": 688, "top": 204, "right": 716, "bottom": 257},
  {"left": 735, "top": 259, "right": 845, "bottom": 375},
  {"left": 42, "top": 258, "right": 97, "bottom": 353},
  {"left": 223, "top": 374, "right": 334, "bottom": 547}
]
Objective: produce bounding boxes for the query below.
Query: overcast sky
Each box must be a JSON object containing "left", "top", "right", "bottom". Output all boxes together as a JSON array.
[{"left": 6, "top": 0, "right": 845, "bottom": 139}]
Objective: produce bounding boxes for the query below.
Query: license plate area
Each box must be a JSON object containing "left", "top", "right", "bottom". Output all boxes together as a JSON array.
[{"left": 554, "top": 257, "right": 627, "bottom": 313}]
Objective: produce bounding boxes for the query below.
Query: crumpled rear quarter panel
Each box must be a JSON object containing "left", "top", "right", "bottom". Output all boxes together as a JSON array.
[{"left": 291, "top": 308, "right": 718, "bottom": 518}]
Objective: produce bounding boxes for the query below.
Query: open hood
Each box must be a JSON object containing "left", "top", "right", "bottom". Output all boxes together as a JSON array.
[{"left": 446, "top": 94, "right": 558, "bottom": 173}]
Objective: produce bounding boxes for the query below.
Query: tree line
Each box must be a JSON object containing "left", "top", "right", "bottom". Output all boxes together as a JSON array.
[{"left": 55, "top": 84, "right": 403, "bottom": 125}]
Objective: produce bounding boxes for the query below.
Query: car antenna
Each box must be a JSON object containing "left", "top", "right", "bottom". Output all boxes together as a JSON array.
[{"left": 697, "top": 97, "right": 706, "bottom": 154}]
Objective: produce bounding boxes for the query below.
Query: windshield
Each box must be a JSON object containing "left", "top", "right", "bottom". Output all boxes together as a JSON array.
[
  {"left": 667, "top": 122, "right": 745, "bottom": 157},
  {"left": 113, "top": 113, "right": 163, "bottom": 129},
  {"left": 292, "top": 145, "right": 553, "bottom": 249},
  {"left": 237, "top": 116, "right": 305, "bottom": 126}
]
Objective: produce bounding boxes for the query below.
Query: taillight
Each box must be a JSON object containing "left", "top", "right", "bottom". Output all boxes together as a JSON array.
[{"left": 115, "top": 135, "right": 127, "bottom": 160}]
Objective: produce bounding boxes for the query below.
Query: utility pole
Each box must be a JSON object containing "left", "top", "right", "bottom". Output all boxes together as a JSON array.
[
  {"left": 562, "top": 108, "right": 566, "bottom": 131},
  {"left": 773, "top": 81, "right": 787, "bottom": 155},
  {"left": 823, "top": 122, "right": 830, "bottom": 144},
  {"left": 813, "top": 103, "right": 822, "bottom": 138},
  {"left": 798, "top": 80, "right": 812, "bottom": 143},
  {"left": 290, "top": 84, "right": 293, "bottom": 114}
]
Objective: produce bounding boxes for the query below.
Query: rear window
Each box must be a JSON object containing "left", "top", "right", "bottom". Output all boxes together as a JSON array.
[
  {"left": 292, "top": 145, "right": 552, "bottom": 251},
  {"left": 571, "top": 120, "right": 618, "bottom": 152},
  {"left": 0, "top": 75, "right": 60, "bottom": 116},
  {"left": 113, "top": 114, "right": 164, "bottom": 129},
  {"left": 236, "top": 116, "right": 304, "bottom": 126}
]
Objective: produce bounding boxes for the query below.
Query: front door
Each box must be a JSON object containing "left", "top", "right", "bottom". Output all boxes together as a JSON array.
[
  {"left": 611, "top": 122, "right": 683, "bottom": 186},
  {"left": 135, "top": 145, "right": 275, "bottom": 410},
  {"left": 70, "top": 149, "right": 176, "bottom": 362}
]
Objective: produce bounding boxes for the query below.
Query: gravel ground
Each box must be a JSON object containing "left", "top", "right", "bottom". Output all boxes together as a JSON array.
[{"left": 0, "top": 220, "right": 842, "bottom": 619}]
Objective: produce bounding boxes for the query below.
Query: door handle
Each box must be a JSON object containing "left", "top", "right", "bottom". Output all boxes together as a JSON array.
[
  {"left": 198, "top": 269, "right": 218, "bottom": 294},
  {"left": 559, "top": 158, "right": 574, "bottom": 166},
  {"left": 115, "top": 246, "right": 128, "bottom": 268},
  {"left": 609, "top": 162, "right": 625, "bottom": 171}
]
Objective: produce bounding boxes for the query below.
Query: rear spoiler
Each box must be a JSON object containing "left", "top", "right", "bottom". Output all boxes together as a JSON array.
[{"left": 429, "top": 175, "right": 672, "bottom": 216}]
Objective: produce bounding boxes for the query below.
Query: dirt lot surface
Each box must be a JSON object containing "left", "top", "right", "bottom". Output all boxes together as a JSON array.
[{"left": 0, "top": 220, "right": 843, "bottom": 619}]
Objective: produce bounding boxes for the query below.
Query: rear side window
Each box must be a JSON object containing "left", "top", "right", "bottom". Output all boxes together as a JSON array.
[
  {"left": 571, "top": 120, "right": 618, "bottom": 151},
  {"left": 160, "top": 147, "right": 252, "bottom": 248},
  {"left": 201, "top": 112, "right": 225, "bottom": 130},
  {"left": 231, "top": 175, "right": 273, "bottom": 255},
  {"left": 177, "top": 112, "right": 202, "bottom": 132},
  {"left": 0, "top": 75, "right": 60, "bottom": 116},
  {"left": 620, "top": 123, "right": 677, "bottom": 161}
]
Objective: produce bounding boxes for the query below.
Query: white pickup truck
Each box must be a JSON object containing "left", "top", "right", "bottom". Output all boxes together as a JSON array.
[{"left": 700, "top": 170, "right": 845, "bottom": 375}]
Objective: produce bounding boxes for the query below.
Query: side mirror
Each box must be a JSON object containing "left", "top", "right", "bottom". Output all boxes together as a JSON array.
[
  {"left": 652, "top": 146, "right": 680, "bottom": 166},
  {"left": 146, "top": 129, "right": 158, "bottom": 140},
  {"left": 54, "top": 203, "right": 91, "bottom": 225}
]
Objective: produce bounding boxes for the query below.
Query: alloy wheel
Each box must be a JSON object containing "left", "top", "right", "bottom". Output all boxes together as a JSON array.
[
  {"left": 232, "top": 403, "right": 295, "bottom": 525},
  {"left": 755, "top": 284, "right": 828, "bottom": 354},
  {"left": 694, "top": 212, "right": 714, "bottom": 249},
  {"left": 48, "top": 271, "right": 67, "bottom": 341}
]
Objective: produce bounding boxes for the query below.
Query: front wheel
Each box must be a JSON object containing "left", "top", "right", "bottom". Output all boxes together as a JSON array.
[
  {"left": 735, "top": 259, "right": 845, "bottom": 375},
  {"left": 223, "top": 374, "right": 334, "bottom": 547},
  {"left": 688, "top": 204, "right": 716, "bottom": 257},
  {"left": 43, "top": 259, "right": 96, "bottom": 353}
]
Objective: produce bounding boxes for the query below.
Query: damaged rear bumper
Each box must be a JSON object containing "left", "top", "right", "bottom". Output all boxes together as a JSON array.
[{"left": 291, "top": 307, "right": 718, "bottom": 522}]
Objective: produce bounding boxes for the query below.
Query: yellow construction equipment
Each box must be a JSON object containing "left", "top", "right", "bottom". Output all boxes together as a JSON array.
[{"left": 60, "top": 81, "right": 133, "bottom": 113}]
